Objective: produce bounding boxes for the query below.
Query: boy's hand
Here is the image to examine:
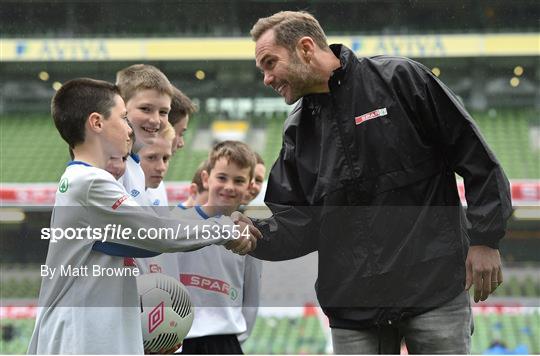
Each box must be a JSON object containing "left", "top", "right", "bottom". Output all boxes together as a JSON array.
[{"left": 224, "top": 212, "right": 262, "bottom": 255}]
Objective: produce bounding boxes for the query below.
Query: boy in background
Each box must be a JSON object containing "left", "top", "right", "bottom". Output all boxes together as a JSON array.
[
  {"left": 28, "top": 79, "right": 251, "bottom": 354},
  {"left": 241, "top": 152, "right": 266, "bottom": 206},
  {"left": 105, "top": 130, "right": 134, "bottom": 180},
  {"left": 115, "top": 64, "right": 172, "bottom": 206},
  {"left": 147, "top": 86, "right": 197, "bottom": 207},
  {"left": 139, "top": 122, "right": 175, "bottom": 206},
  {"left": 178, "top": 141, "right": 261, "bottom": 354},
  {"left": 178, "top": 159, "right": 210, "bottom": 209}
]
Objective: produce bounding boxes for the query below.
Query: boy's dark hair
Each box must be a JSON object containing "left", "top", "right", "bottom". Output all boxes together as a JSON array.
[
  {"left": 207, "top": 141, "right": 256, "bottom": 180},
  {"left": 116, "top": 64, "right": 173, "bottom": 103},
  {"left": 51, "top": 78, "right": 120, "bottom": 149},
  {"left": 169, "top": 86, "right": 197, "bottom": 126},
  {"left": 192, "top": 159, "right": 209, "bottom": 193}
]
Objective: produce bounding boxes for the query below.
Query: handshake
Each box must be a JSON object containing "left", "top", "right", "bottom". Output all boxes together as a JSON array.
[{"left": 224, "top": 212, "right": 261, "bottom": 255}]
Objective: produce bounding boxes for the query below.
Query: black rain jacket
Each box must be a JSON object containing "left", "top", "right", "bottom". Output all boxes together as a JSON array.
[{"left": 251, "top": 44, "right": 512, "bottom": 329}]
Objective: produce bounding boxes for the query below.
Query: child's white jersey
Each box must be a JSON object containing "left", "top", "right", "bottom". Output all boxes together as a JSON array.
[
  {"left": 142, "top": 206, "right": 262, "bottom": 339},
  {"left": 28, "top": 163, "right": 235, "bottom": 354},
  {"left": 119, "top": 153, "right": 150, "bottom": 206},
  {"left": 146, "top": 181, "right": 168, "bottom": 207}
]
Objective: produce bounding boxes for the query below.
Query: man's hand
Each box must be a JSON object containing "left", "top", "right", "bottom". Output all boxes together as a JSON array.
[
  {"left": 224, "top": 212, "right": 262, "bottom": 255},
  {"left": 465, "top": 245, "right": 503, "bottom": 303}
]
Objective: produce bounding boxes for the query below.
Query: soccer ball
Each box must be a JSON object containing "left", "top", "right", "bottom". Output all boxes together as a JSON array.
[{"left": 137, "top": 273, "right": 194, "bottom": 354}]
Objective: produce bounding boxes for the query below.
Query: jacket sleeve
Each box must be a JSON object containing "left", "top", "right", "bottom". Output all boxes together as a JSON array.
[
  {"left": 250, "top": 136, "right": 319, "bottom": 261},
  {"left": 402, "top": 60, "right": 512, "bottom": 248}
]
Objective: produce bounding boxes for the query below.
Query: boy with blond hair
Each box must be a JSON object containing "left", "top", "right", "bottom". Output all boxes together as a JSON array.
[
  {"left": 28, "top": 79, "right": 256, "bottom": 354},
  {"left": 115, "top": 64, "right": 172, "bottom": 206},
  {"left": 147, "top": 86, "right": 197, "bottom": 207},
  {"left": 140, "top": 122, "right": 175, "bottom": 206}
]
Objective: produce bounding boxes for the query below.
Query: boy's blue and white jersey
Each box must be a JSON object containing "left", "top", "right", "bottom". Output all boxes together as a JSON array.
[
  {"left": 141, "top": 206, "right": 262, "bottom": 339},
  {"left": 119, "top": 153, "right": 150, "bottom": 206},
  {"left": 146, "top": 181, "right": 168, "bottom": 207},
  {"left": 28, "top": 163, "right": 235, "bottom": 354}
]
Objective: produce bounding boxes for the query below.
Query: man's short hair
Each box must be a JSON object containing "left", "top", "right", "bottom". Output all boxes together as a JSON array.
[
  {"left": 250, "top": 11, "right": 329, "bottom": 53},
  {"left": 51, "top": 78, "right": 120, "bottom": 149},
  {"left": 115, "top": 64, "right": 173, "bottom": 103},
  {"left": 169, "top": 86, "right": 197, "bottom": 126},
  {"left": 192, "top": 159, "right": 209, "bottom": 193},
  {"left": 207, "top": 141, "right": 256, "bottom": 180}
]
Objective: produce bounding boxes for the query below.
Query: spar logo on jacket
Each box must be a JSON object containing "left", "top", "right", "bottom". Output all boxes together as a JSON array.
[{"left": 180, "top": 274, "right": 238, "bottom": 300}]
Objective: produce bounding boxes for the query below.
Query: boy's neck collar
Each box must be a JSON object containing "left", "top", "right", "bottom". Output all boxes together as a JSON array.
[
  {"left": 129, "top": 152, "right": 140, "bottom": 163},
  {"left": 68, "top": 160, "right": 93, "bottom": 167}
]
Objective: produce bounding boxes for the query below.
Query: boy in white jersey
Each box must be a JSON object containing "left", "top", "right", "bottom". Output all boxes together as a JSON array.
[
  {"left": 146, "top": 86, "right": 197, "bottom": 207},
  {"left": 140, "top": 122, "right": 175, "bottom": 206},
  {"left": 116, "top": 64, "right": 172, "bottom": 206},
  {"left": 179, "top": 141, "right": 261, "bottom": 354},
  {"left": 28, "top": 79, "right": 259, "bottom": 354}
]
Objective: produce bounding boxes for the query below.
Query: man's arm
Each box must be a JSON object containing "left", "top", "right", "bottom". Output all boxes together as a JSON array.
[
  {"left": 408, "top": 61, "right": 512, "bottom": 301},
  {"left": 250, "top": 204, "right": 318, "bottom": 261}
]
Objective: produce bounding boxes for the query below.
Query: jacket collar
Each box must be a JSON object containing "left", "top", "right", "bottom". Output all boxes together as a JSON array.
[
  {"left": 289, "top": 44, "right": 354, "bottom": 121},
  {"left": 329, "top": 44, "right": 354, "bottom": 84}
]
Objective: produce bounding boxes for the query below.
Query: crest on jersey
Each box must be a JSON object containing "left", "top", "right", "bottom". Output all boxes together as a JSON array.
[{"left": 59, "top": 178, "right": 69, "bottom": 193}]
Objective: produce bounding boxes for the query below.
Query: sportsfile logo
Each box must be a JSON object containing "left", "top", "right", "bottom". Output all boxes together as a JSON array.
[
  {"left": 355, "top": 108, "right": 388, "bottom": 125},
  {"left": 148, "top": 301, "right": 165, "bottom": 333},
  {"left": 180, "top": 274, "right": 238, "bottom": 300}
]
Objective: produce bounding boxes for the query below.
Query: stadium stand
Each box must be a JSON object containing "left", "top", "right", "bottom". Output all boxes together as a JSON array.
[{"left": 1, "top": 110, "right": 538, "bottom": 182}]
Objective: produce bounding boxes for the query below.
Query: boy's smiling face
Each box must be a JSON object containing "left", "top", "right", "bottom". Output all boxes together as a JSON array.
[
  {"left": 126, "top": 89, "right": 171, "bottom": 148},
  {"left": 203, "top": 157, "right": 251, "bottom": 215}
]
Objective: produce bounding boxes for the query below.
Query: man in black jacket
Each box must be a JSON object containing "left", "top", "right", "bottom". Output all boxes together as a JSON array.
[{"left": 248, "top": 11, "right": 512, "bottom": 354}]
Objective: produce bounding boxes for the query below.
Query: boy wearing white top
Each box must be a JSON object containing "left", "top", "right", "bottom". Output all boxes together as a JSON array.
[
  {"left": 116, "top": 64, "right": 172, "bottom": 206},
  {"left": 146, "top": 86, "right": 197, "bottom": 207},
  {"left": 140, "top": 122, "right": 175, "bottom": 207},
  {"left": 179, "top": 141, "right": 261, "bottom": 354},
  {"left": 28, "top": 79, "right": 259, "bottom": 354}
]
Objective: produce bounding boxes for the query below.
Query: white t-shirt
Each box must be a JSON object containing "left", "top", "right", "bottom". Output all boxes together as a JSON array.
[
  {"left": 140, "top": 206, "right": 262, "bottom": 339},
  {"left": 146, "top": 181, "right": 168, "bottom": 207},
  {"left": 28, "top": 162, "right": 235, "bottom": 354},
  {"left": 119, "top": 153, "right": 150, "bottom": 206}
]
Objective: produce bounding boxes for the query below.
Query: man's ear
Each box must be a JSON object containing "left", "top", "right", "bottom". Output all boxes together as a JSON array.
[
  {"left": 296, "top": 36, "right": 316, "bottom": 64},
  {"left": 87, "top": 112, "right": 104, "bottom": 133},
  {"left": 201, "top": 170, "right": 210, "bottom": 190}
]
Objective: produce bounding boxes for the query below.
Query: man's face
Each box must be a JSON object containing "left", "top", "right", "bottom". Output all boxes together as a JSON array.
[
  {"left": 126, "top": 89, "right": 171, "bottom": 148},
  {"left": 203, "top": 157, "right": 251, "bottom": 214},
  {"left": 139, "top": 136, "right": 172, "bottom": 189},
  {"left": 243, "top": 163, "right": 266, "bottom": 204},
  {"left": 171, "top": 115, "right": 189, "bottom": 155},
  {"left": 103, "top": 95, "right": 132, "bottom": 158},
  {"left": 255, "top": 29, "right": 320, "bottom": 104}
]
